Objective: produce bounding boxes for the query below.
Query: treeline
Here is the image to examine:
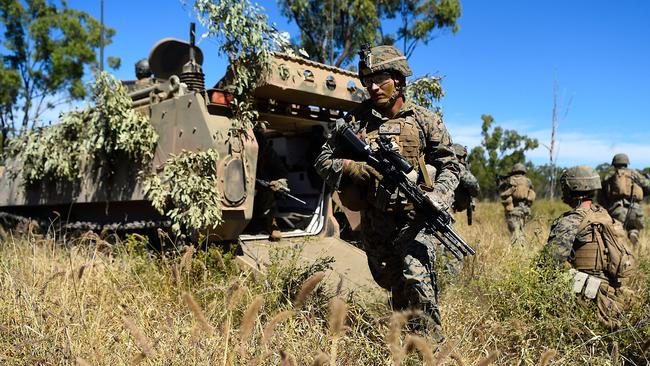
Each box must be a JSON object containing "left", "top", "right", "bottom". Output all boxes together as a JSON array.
[{"left": 465, "top": 114, "right": 648, "bottom": 201}]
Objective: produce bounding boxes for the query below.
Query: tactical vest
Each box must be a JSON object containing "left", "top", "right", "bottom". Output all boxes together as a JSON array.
[
  {"left": 606, "top": 169, "right": 643, "bottom": 201},
  {"left": 360, "top": 115, "right": 425, "bottom": 211},
  {"left": 362, "top": 116, "right": 422, "bottom": 168},
  {"left": 572, "top": 205, "right": 635, "bottom": 279}
]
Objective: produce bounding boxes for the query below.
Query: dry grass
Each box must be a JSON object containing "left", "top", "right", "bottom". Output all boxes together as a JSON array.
[{"left": 0, "top": 201, "right": 649, "bottom": 365}]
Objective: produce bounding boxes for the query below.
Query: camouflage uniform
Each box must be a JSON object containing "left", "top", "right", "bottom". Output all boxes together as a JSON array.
[
  {"left": 543, "top": 166, "right": 634, "bottom": 328},
  {"left": 315, "top": 99, "right": 459, "bottom": 326},
  {"left": 499, "top": 165, "right": 535, "bottom": 242},
  {"left": 602, "top": 167, "right": 650, "bottom": 245},
  {"left": 545, "top": 203, "right": 632, "bottom": 328},
  {"left": 451, "top": 144, "right": 480, "bottom": 213}
]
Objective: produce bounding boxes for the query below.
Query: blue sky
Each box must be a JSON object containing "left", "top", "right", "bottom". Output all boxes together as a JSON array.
[{"left": 66, "top": 0, "right": 650, "bottom": 168}]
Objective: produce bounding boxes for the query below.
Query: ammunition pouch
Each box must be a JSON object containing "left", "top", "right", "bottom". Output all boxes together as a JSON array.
[{"left": 569, "top": 269, "right": 604, "bottom": 300}]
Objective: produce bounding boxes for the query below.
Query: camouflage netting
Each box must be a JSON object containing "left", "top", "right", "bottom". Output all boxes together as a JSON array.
[
  {"left": 8, "top": 72, "right": 158, "bottom": 186},
  {"left": 142, "top": 149, "right": 223, "bottom": 235}
]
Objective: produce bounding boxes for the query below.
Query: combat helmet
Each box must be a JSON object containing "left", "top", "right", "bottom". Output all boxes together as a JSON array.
[
  {"left": 358, "top": 45, "right": 412, "bottom": 85},
  {"left": 135, "top": 58, "right": 152, "bottom": 79},
  {"left": 452, "top": 143, "right": 468, "bottom": 158},
  {"left": 511, "top": 163, "right": 526, "bottom": 174},
  {"left": 560, "top": 165, "right": 602, "bottom": 193},
  {"left": 611, "top": 153, "right": 630, "bottom": 167}
]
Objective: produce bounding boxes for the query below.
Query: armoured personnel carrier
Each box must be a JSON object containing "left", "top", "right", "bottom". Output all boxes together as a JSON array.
[{"left": 0, "top": 29, "right": 375, "bottom": 289}]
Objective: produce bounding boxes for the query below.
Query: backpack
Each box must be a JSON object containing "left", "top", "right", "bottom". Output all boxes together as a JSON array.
[
  {"left": 606, "top": 169, "right": 643, "bottom": 201},
  {"left": 510, "top": 175, "right": 532, "bottom": 201},
  {"left": 577, "top": 206, "right": 636, "bottom": 279}
]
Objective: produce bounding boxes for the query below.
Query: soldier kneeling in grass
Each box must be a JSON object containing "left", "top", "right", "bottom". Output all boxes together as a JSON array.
[{"left": 542, "top": 166, "right": 636, "bottom": 328}]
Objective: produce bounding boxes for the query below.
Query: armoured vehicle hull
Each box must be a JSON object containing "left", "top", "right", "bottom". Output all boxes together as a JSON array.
[{"left": 0, "top": 37, "right": 366, "bottom": 242}]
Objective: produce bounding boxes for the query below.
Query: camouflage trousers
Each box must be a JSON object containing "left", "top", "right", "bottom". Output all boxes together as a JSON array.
[
  {"left": 360, "top": 208, "right": 440, "bottom": 326},
  {"left": 505, "top": 203, "right": 531, "bottom": 243},
  {"left": 608, "top": 200, "right": 644, "bottom": 245}
]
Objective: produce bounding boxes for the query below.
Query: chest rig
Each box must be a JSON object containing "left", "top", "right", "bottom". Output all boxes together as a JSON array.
[{"left": 357, "top": 112, "right": 427, "bottom": 211}]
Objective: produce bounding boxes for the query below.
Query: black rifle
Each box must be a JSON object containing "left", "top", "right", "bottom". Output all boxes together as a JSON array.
[
  {"left": 467, "top": 197, "right": 475, "bottom": 226},
  {"left": 337, "top": 124, "right": 475, "bottom": 260},
  {"left": 256, "top": 179, "right": 307, "bottom": 205}
]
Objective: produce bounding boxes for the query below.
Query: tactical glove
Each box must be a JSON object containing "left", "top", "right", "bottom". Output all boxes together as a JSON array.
[
  {"left": 268, "top": 179, "right": 288, "bottom": 192},
  {"left": 342, "top": 160, "right": 382, "bottom": 185}
]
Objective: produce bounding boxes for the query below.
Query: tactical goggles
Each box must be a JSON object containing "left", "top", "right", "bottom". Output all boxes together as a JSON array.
[{"left": 362, "top": 72, "right": 392, "bottom": 87}]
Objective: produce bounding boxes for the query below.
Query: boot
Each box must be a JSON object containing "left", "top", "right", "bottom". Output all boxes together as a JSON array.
[{"left": 267, "top": 215, "right": 282, "bottom": 241}]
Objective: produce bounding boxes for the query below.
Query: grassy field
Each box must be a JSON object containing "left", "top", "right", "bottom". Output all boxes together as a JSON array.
[{"left": 0, "top": 201, "right": 649, "bottom": 365}]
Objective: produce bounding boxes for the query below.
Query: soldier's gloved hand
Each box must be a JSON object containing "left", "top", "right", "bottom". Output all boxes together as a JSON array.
[
  {"left": 342, "top": 160, "right": 382, "bottom": 185},
  {"left": 268, "top": 179, "right": 288, "bottom": 192},
  {"left": 426, "top": 191, "right": 450, "bottom": 213}
]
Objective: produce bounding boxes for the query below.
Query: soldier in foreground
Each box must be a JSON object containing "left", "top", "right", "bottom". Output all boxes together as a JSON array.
[
  {"left": 451, "top": 144, "right": 480, "bottom": 224},
  {"left": 499, "top": 163, "right": 536, "bottom": 242},
  {"left": 601, "top": 153, "right": 650, "bottom": 245},
  {"left": 253, "top": 127, "right": 289, "bottom": 241},
  {"left": 543, "top": 166, "right": 635, "bottom": 328},
  {"left": 315, "top": 45, "right": 460, "bottom": 337}
]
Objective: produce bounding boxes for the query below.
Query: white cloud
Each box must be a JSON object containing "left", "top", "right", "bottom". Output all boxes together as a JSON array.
[{"left": 445, "top": 118, "right": 650, "bottom": 169}]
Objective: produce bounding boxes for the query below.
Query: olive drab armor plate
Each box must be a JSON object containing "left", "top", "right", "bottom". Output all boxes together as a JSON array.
[{"left": 606, "top": 169, "right": 643, "bottom": 201}]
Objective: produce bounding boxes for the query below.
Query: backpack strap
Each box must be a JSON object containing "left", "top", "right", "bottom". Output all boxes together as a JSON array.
[{"left": 576, "top": 206, "right": 608, "bottom": 272}]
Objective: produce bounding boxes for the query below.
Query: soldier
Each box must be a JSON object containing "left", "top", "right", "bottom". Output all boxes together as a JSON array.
[
  {"left": 451, "top": 144, "right": 480, "bottom": 223},
  {"left": 314, "top": 45, "right": 459, "bottom": 337},
  {"left": 499, "top": 163, "right": 536, "bottom": 242},
  {"left": 601, "top": 153, "right": 650, "bottom": 245},
  {"left": 253, "top": 127, "right": 289, "bottom": 241},
  {"left": 543, "top": 166, "right": 635, "bottom": 328},
  {"left": 124, "top": 58, "right": 154, "bottom": 92}
]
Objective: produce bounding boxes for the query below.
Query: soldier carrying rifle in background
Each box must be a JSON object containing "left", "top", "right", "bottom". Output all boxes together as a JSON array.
[
  {"left": 253, "top": 126, "right": 290, "bottom": 241},
  {"left": 601, "top": 153, "right": 650, "bottom": 245},
  {"left": 498, "top": 163, "right": 536, "bottom": 243},
  {"left": 451, "top": 144, "right": 480, "bottom": 225}
]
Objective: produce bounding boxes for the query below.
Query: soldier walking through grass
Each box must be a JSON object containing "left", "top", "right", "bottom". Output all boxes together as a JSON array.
[
  {"left": 542, "top": 166, "right": 635, "bottom": 328},
  {"left": 451, "top": 143, "right": 480, "bottom": 222},
  {"left": 601, "top": 153, "right": 650, "bottom": 245},
  {"left": 315, "top": 45, "right": 459, "bottom": 339},
  {"left": 499, "top": 163, "right": 535, "bottom": 243}
]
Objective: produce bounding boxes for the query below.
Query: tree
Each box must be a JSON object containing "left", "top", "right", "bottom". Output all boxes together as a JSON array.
[
  {"left": 467, "top": 114, "right": 539, "bottom": 200},
  {"left": 277, "top": 0, "right": 461, "bottom": 67},
  {"left": 0, "top": 0, "right": 116, "bottom": 156},
  {"left": 594, "top": 162, "right": 612, "bottom": 180}
]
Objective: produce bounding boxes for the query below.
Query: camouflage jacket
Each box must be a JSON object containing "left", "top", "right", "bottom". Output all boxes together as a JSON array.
[
  {"left": 543, "top": 202, "right": 606, "bottom": 268},
  {"left": 454, "top": 163, "right": 480, "bottom": 211},
  {"left": 314, "top": 99, "right": 460, "bottom": 205}
]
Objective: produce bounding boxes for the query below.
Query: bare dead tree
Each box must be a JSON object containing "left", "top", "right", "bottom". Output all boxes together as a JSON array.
[{"left": 545, "top": 74, "right": 573, "bottom": 199}]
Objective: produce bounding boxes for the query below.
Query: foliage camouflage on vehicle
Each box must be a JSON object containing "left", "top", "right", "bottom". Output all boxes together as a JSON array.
[
  {"left": 142, "top": 149, "right": 223, "bottom": 235},
  {"left": 194, "top": 0, "right": 278, "bottom": 131},
  {"left": 8, "top": 72, "right": 157, "bottom": 186}
]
